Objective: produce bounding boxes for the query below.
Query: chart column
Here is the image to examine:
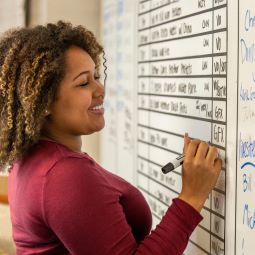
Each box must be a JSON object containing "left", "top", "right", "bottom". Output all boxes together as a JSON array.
[
  {"left": 137, "top": 0, "right": 151, "bottom": 203},
  {"left": 211, "top": 1, "right": 227, "bottom": 254}
]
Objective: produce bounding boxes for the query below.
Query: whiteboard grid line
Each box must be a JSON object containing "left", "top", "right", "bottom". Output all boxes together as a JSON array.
[
  {"left": 138, "top": 52, "right": 227, "bottom": 63},
  {"left": 138, "top": 107, "right": 227, "bottom": 126},
  {"left": 138, "top": 93, "right": 227, "bottom": 101},
  {"left": 138, "top": 4, "right": 227, "bottom": 30},
  {"left": 138, "top": 28, "right": 227, "bottom": 47}
]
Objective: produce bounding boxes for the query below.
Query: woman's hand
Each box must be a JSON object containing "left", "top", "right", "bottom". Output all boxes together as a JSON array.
[{"left": 178, "top": 134, "right": 222, "bottom": 212}]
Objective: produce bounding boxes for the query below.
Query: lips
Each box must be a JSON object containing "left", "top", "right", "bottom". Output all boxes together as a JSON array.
[{"left": 89, "top": 103, "right": 104, "bottom": 114}]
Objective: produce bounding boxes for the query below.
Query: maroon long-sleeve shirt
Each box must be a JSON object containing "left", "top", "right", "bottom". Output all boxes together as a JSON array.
[{"left": 8, "top": 140, "right": 202, "bottom": 255}]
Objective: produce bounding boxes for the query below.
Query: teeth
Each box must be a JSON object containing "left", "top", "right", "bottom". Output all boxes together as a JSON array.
[{"left": 91, "top": 104, "right": 103, "bottom": 110}]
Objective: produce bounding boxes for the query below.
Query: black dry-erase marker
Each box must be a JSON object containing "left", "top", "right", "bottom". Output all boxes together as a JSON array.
[
  {"left": 161, "top": 154, "right": 185, "bottom": 174},
  {"left": 161, "top": 141, "right": 211, "bottom": 174}
]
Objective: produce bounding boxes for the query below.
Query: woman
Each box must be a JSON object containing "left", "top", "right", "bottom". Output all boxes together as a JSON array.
[{"left": 0, "top": 21, "right": 221, "bottom": 254}]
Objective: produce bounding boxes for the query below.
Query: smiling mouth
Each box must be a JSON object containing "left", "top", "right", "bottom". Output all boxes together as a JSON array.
[{"left": 89, "top": 104, "right": 104, "bottom": 114}]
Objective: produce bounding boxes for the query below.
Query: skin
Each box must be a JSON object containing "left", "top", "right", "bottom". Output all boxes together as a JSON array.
[
  {"left": 179, "top": 134, "right": 222, "bottom": 212},
  {"left": 41, "top": 46, "right": 105, "bottom": 152},
  {"left": 41, "top": 46, "right": 222, "bottom": 213}
]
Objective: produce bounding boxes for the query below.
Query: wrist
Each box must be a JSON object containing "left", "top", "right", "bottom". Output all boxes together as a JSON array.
[{"left": 178, "top": 193, "right": 205, "bottom": 213}]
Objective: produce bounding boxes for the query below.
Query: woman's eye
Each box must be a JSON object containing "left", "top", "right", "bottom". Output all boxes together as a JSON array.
[
  {"left": 94, "top": 76, "right": 101, "bottom": 80},
  {"left": 80, "top": 82, "right": 88, "bottom": 87}
]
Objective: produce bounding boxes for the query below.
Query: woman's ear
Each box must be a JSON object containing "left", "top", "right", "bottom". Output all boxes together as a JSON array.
[{"left": 45, "top": 109, "right": 51, "bottom": 116}]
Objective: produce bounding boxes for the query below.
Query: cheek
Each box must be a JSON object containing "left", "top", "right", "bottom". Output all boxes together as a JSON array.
[
  {"left": 64, "top": 93, "right": 92, "bottom": 112},
  {"left": 51, "top": 90, "right": 93, "bottom": 126}
]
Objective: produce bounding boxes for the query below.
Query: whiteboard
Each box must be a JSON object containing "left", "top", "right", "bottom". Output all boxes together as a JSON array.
[
  {"left": 0, "top": 0, "right": 25, "bottom": 35},
  {"left": 100, "top": 0, "right": 137, "bottom": 183},
  {"left": 101, "top": 0, "right": 255, "bottom": 254}
]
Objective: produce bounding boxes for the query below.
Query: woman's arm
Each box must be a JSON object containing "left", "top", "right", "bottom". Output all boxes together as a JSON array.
[{"left": 42, "top": 156, "right": 204, "bottom": 255}]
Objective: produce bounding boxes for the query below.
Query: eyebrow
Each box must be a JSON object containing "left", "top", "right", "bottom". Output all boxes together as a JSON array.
[{"left": 72, "top": 70, "right": 90, "bottom": 81}]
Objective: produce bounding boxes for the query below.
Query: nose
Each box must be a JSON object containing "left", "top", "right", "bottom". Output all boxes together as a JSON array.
[{"left": 94, "top": 80, "right": 105, "bottom": 100}]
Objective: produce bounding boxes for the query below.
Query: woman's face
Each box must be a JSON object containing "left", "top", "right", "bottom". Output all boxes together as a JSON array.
[{"left": 46, "top": 46, "right": 105, "bottom": 136}]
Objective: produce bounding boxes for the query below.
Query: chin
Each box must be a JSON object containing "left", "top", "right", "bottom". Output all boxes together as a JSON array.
[
  {"left": 96, "top": 122, "right": 105, "bottom": 132},
  {"left": 86, "top": 122, "right": 105, "bottom": 135}
]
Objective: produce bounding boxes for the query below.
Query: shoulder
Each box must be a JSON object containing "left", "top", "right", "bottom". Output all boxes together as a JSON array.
[
  {"left": 23, "top": 140, "right": 97, "bottom": 176},
  {"left": 47, "top": 155, "right": 95, "bottom": 176},
  {"left": 44, "top": 153, "right": 107, "bottom": 192}
]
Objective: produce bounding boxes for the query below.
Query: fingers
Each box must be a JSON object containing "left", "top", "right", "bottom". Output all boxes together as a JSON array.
[
  {"left": 196, "top": 142, "right": 209, "bottom": 159},
  {"left": 206, "top": 146, "right": 218, "bottom": 163},
  {"left": 214, "top": 158, "right": 222, "bottom": 170},
  {"left": 185, "top": 137, "right": 221, "bottom": 167},
  {"left": 185, "top": 139, "right": 201, "bottom": 158},
  {"left": 183, "top": 133, "right": 191, "bottom": 153}
]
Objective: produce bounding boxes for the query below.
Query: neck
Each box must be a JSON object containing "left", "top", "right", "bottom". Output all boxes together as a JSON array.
[{"left": 40, "top": 133, "right": 82, "bottom": 153}]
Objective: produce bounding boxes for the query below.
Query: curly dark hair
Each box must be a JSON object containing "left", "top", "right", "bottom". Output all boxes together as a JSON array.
[{"left": 0, "top": 21, "right": 103, "bottom": 171}]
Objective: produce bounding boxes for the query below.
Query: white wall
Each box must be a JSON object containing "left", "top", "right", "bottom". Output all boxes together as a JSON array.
[{"left": 29, "top": 0, "right": 102, "bottom": 162}]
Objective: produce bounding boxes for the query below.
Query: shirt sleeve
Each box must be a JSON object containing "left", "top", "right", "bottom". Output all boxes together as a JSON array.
[{"left": 42, "top": 157, "right": 202, "bottom": 255}]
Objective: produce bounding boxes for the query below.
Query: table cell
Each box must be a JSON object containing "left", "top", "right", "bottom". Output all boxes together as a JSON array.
[
  {"left": 150, "top": 0, "right": 213, "bottom": 27},
  {"left": 138, "top": 126, "right": 149, "bottom": 142},
  {"left": 213, "top": 78, "right": 227, "bottom": 98},
  {"left": 138, "top": 94, "right": 150, "bottom": 109},
  {"left": 211, "top": 213, "right": 225, "bottom": 239},
  {"left": 149, "top": 179, "right": 178, "bottom": 204},
  {"left": 148, "top": 163, "right": 162, "bottom": 180},
  {"left": 151, "top": 0, "right": 170, "bottom": 10},
  {"left": 149, "top": 144, "right": 178, "bottom": 166},
  {"left": 150, "top": 77, "right": 212, "bottom": 97},
  {"left": 137, "top": 157, "right": 149, "bottom": 175},
  {"left": 213, "top": 55, "right": 227, "bottom": 75},
  {"left": 150, "top": 34, "right": 212, "bottom": 60},
  {"left": 218, "top": 148, "right": 226, "bottom": 168},
  {"left": 184, "top": 241, "right": 209, "bottom": 255},
  {"left": 213, "top": 31, "right": 227, "bottom": 54},
  {"left": 213, "top": 6, "right": 227, "bottom": 30},
  {"left": 139, "top": 0, "right": 151, "bottom": 14},
  {"left": 138, "top": 109, "right": 149, "bottom": 125},
  {"left": 139, "top": 45, "right": 150, "bottom": 61},
  {"left": 148, "top": 96, "right": 213, "bottom": 120},
  {"left": 152, "top": 128, "right": 183, "bottom": 148},
  {"left": 138, "top": 78, "right": 150, "bottom": 93},
  {"left": 149, "top": 111, "right": 212, "bottom": 141},
  {"left": 138, "top": 63, "right": 150, "bottom": 76},
  {"left": 138, "top": 141, "right": 150, "bottom": 159},
  {"left": 148, "top": 129, "right": 171, "bottom": 149},
  {"left": 138, "top": 172, "right": 149, "bottom": 190},
  {"left": 204, "top": 194, "right": 211, "bottom": 209},
  {"left": 200, "top": 209, "right": 211, "bottom": 230},
  {"left": 190, "top": 226, "right": 211, "bottom": 253},
  {"left": 150, "top": 57, "right": 213, "bottom": 77},
  {"left": 138, "top": 29, "right": 150, "bottom": 45},
  {"left": 212, "top": 190, "right": 225, "bottom": 216},
  {"left": 212, "top": 123, "right": 226, "bottom": 147},
  {"left": 211, "top": 235, "right": 224, "bottom": 255},
  {"left": 138, "top": 13, "right": 150, "bottom": 30},
  {"left": 215, "top": 169, "right": 225, "bottom": 192},
  {"left": 213, "top": 100, "right": 226, "bottom": 122},
  {"left": 150, "top": 11, "right": 213, "bottom": 42},
  {"left": 159, "top": 169, "right": 182, "bottom": 194},
  {"left": 148, "top": 196, "right": 168, "bottom": 218}
]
